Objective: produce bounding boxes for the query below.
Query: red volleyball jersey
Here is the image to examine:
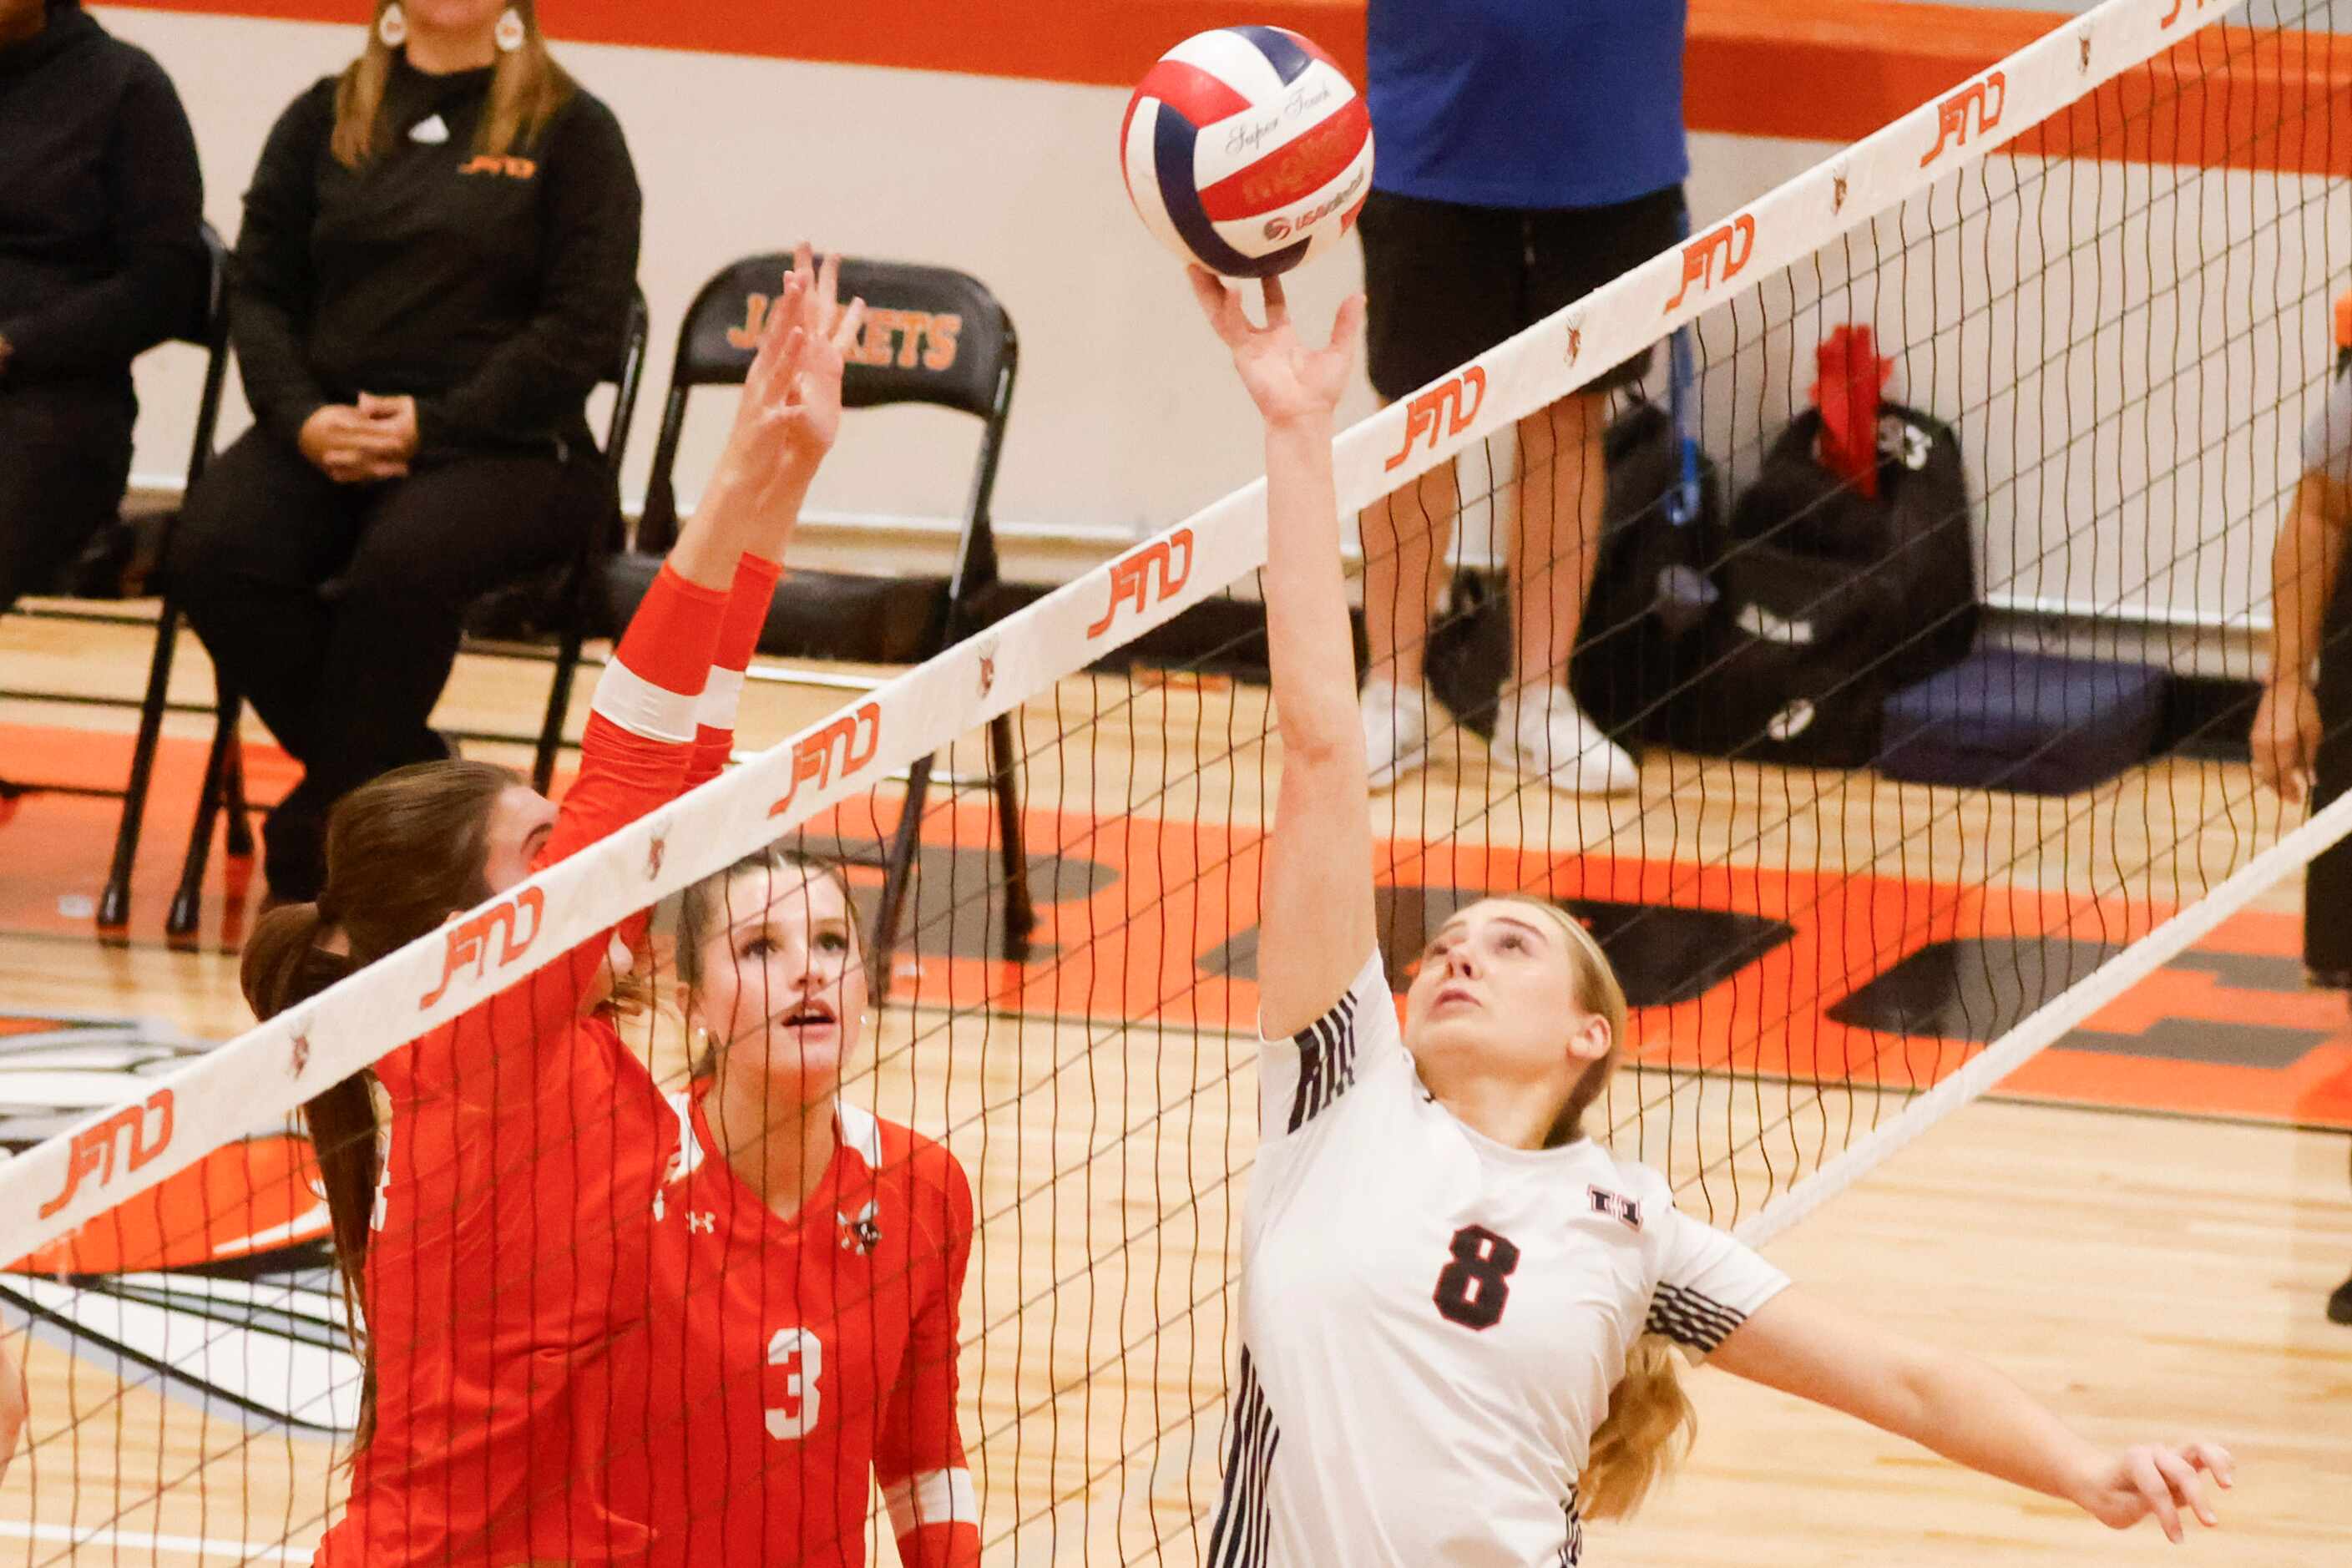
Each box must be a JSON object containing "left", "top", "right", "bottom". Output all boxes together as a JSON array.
[
  {"left": 315, "top": 564, "right": 727, "bottom": 1567},
  {"left": 610, "top": 1082, "right": 979, "bottom": 1568}
]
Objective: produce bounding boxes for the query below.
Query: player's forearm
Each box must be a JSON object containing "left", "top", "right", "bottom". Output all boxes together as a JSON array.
[
  {"left": 0, "top": 1339, "right": 25, "bottom": 1485},
  {"left": 1262, "top": 415, "right": 1361, "bottom": 763},
  {"left": 2269, "top": 476, "right": 2347, "bottom": 685},
  {"left": 1879, "top": 1349, "right": 2106, "bottom": 1507}
]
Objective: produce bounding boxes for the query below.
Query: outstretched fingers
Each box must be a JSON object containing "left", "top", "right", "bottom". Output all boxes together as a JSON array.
[
  {"left": 2150, "top": 1448, "right": 2217, "bottom": 1530},
  {"left": 1260, "top": 272, "right": 1290, "bottom": 328},
  {"left": 744, "top": 274, "right": 809, "bottom": 397},
  {"left": 828, "top": 296, "right": 868, "bottom": 362},
  {"left": 1187, "top": 266, "right": 1247, "bottom": 345},
  {"left": 1327, "top": 291, "right": 1367, "bottom": 357},
  {"left": 2129, "top": 1452, "right": 2184, "bottom": 1543},
  {"left": 2186, "top": 1441, "right": 2235, "bottom": 1490}
]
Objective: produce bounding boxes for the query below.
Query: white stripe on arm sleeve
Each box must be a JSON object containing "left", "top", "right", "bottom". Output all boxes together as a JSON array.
[
  {"left": 694, "top": 665, "right": 746, "bottom": 731},
  {"left": 591, "top": 658, "right": 702, "bottom": 745},
  {"left": 883, "top": 1467, "right": 979, "bottom": 1539}
]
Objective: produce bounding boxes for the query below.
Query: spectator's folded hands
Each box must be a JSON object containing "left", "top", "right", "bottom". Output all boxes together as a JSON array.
[{"left": 298, "top": 402, "right": 413, "bottom": 484}]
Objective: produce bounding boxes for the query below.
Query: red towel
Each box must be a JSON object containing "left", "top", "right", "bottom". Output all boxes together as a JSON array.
[{"left": 1813, "top": 325, "right": 1892, "bottom": 499}]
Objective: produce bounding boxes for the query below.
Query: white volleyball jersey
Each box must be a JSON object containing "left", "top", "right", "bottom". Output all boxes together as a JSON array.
[{"left": 1211, "top": 949, "right": 1791, "bottom": 1567}]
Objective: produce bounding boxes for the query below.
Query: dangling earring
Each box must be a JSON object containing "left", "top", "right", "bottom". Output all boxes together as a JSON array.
[
  {"left": 493, "top": 6, "right": 527, "bottom": 53},
  {"left": 376, "top": 3, "right": 407, "bottom": 48}
]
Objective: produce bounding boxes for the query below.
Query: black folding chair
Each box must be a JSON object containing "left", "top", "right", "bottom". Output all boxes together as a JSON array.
[
  {"left": 73, "top": 222, "right": 238, "bottom": 928},
  {"left": 585, "top": 252, "right": 1036, "bottom": 998},
  {"left": 140, "top": 290, "right": 652, "bottom": 938}
]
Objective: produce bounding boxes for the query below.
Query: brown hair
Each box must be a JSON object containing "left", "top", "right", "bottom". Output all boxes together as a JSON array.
[
  {"left": 241, "top": 759, "right": 513, "bottom": 1456},
  {"left": 676, "top": 846, "right": 862, "bottom": 1078},
  {"left": 332, "top": 2, "right": 575, "bottom": 169},
  {"left": 1489, "top": 894, "right": 1697, "bottom": 1520}
]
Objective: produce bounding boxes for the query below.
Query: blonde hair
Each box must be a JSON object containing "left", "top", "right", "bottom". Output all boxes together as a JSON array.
[
  {"left": 1487, "top": 893, "right": 1695, "bottom": 1520},
  {"left": 333, "top": 2, "right": 574, "bottom": 169}
]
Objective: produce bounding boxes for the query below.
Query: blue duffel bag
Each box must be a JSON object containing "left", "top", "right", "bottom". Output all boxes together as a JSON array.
[{"left": 1878, "top": 648, "right": 2170, "bottom": 796}]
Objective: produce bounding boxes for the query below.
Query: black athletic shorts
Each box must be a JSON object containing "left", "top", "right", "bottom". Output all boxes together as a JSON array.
[{"left": 1358, "top": 183, "right": 1689, "bottom": 403}]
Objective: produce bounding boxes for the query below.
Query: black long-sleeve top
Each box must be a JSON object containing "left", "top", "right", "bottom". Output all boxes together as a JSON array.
[
  {"left": 234, "top": 57, "right": 641, "bottom": 462},
  {"left": 0, "top": 0, "right": 208, "bottom": 391}
]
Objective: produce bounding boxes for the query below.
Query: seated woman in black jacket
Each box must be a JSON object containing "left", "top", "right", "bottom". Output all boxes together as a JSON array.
[
  {"left": 0, "top": 0, "right": 206, "bottom": 615},
  {"left": 170, "top": 0, "right": 640, "bottom": 901}
]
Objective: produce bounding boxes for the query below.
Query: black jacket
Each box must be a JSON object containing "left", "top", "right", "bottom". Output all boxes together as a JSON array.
[
  {"left": 234, "top": 58, "right": 642, "bottom": 462},
  {"left": 0, "top": 0, "right": 208, "bottom": 391}
]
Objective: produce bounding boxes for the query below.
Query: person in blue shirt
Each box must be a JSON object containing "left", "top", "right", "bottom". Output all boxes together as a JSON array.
[
  {"left": 2249, "top": 338, "right": 2352, "bottom": 1327},
  {"left": 1356, "top": 0, "right": 1689, "bottom": 796}
]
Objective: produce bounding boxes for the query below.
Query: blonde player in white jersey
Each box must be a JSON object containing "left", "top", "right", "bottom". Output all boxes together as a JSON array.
[{"left": 1187, "top": 266, "right": 2236, "bottom": 1565}]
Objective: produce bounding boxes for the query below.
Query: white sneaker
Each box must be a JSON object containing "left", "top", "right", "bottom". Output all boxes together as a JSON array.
[
  {"left": 1360, "top": 676, "right": 1434, "bottom": 790},
  {"left": 1490, "top": 685, "right": 1640, "bottom": 796}
]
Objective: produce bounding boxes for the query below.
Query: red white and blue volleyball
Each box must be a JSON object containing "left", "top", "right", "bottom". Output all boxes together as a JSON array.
[{"left": 1121, "top": 26, "right": 1374, "bottom": 279}]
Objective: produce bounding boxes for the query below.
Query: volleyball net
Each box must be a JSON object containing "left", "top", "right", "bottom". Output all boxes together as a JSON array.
[{"left": 4, "top": 0, "right": 2349, "bottom": 1559}]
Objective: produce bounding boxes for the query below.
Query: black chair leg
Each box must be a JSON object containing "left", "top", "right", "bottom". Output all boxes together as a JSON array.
[
  {"left": 99, "top": 599, "right": 185, "bottom": 929},
  {"left": 221, "top": 729, "right": 254, "bottom": 857},
  {"left": 870, "top": 752, "right": 934, "bottom": 1005},
  {"left": 168, "top": 693, "right": 238, "bottom": 939},
  {"left": 986, "top": 712, "right": 1035, "bottom": 957},
  {"left": 534, "top": 626, "right": 584, "bottom": 797}
]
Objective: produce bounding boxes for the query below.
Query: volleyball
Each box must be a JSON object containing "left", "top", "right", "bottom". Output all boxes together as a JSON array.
[{"left": 1120, "top": 25, "right": 1373, "bottom": 279}]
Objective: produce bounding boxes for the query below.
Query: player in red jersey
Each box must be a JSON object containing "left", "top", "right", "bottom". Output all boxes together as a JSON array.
[
  {"left": 599, "top": 840, "right": 979, "bottom": 1568},
  {"left": 240, "top": 247, "right": 864, "bottom": 1565}
]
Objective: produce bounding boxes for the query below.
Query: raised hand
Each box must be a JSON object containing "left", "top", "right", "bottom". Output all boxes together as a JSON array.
[
  {"left": 2071, "top": 1440, "right": 2233, "bottom": 1543},
  {"left": 1187, "top": 266, "right": 1363, "bottom": 429},
  {"left": 718, "top": 245, "right": 866, "bottom": 502}
]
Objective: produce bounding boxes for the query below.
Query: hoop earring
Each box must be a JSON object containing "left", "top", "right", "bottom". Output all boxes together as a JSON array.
[
  {"left": 493, "top": 6, "right": 527, "bottom": 53},
  {"left": 376, "top": 3, "right": 407, "bottom": 48}
]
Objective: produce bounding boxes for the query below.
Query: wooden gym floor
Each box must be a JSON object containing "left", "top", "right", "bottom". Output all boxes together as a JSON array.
[{"left": 1, "top": 601, "right": 2348, "bottom": 1565}]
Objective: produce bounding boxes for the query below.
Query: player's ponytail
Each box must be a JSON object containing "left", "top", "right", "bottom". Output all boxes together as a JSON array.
[
  {"left": 240, "top": 760, "right": 511, "bottom": 1460},
  {"left": 1578, "top": 1334, "right": 1697, "bottom": 1519}
]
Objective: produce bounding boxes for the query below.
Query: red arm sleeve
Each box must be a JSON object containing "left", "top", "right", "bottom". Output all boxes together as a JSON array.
[
  {"left": 684, "top": 554, "right": 784, "bottom": 792},
  {"left": 875, "top": 1150, "right": 979, "bottom": 1568},
  {"left": 505, "top": 563, "right": 727, "bottom": 1049}
]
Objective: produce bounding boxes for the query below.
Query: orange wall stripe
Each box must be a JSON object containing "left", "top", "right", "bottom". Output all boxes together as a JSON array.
[{"left": 115, "top": 1, "right": 2351, "bottom": 175}]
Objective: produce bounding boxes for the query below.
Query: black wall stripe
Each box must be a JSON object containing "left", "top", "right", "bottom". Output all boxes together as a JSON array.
[
  {"left": 1207, "top": 1346, "right": 1282, "bottom": 1567},
  {"left": 1285, "top": 989, "right": 1360, "bottom": 1134}
]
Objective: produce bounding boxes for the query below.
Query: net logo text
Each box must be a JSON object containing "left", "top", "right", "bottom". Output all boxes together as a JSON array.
[
  {"left": 1383, "top": 366, "right": 1488, "bottom": 473},
  {"left": 39, "top": 1088, "right": 174, "bottom": 1220},
  {"left": 1087, "top": 529, "right": 1195, "bottom": 639},
  {"left": 1666, "top": 215, "right": 1756, "bottom": 312},
  {"left": 768, "top": 702, "right": 883, "bottom": 817},
  {"left": 420, "top": 887, "right": 545, "bottom": 1009},
  {"left": 1922, "top": 70, "right": 2006, "bottom": 166},
  {"left": 2161, "top": 0, "right": 2215, "bottom": 27}
]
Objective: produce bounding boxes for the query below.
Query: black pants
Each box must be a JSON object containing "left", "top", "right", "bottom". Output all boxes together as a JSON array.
[
  {"left": 168, "top": 427, "right": 609, "bottom": 897},
  {"left": 0, "top": 380, "right": 135, "bottom": 615},
  {"left": 2309, "top": 567, "right": 2352, "bottom": 982}
]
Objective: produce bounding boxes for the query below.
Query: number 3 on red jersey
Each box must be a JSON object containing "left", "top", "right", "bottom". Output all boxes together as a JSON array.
[{"left": 766, "top": 1327, "right": 823, "bottom": 1439}]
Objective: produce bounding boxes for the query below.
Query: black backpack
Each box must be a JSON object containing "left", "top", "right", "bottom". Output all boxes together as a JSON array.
[{"left": 1683, "top": 402, "right": 1979, "bottom": 767}]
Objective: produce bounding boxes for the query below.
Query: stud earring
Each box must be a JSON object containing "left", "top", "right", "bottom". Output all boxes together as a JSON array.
[
  {"left": 493, "top": 6, "right": 526, "bottom": 53},
  {"left": 376, "top": 3, "right": 407, "bottom": 48}
]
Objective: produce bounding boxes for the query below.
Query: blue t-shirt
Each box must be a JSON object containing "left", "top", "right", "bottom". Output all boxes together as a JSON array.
[{"left": 1366, "top": 0, "right": 1689, "bottom": 210}]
